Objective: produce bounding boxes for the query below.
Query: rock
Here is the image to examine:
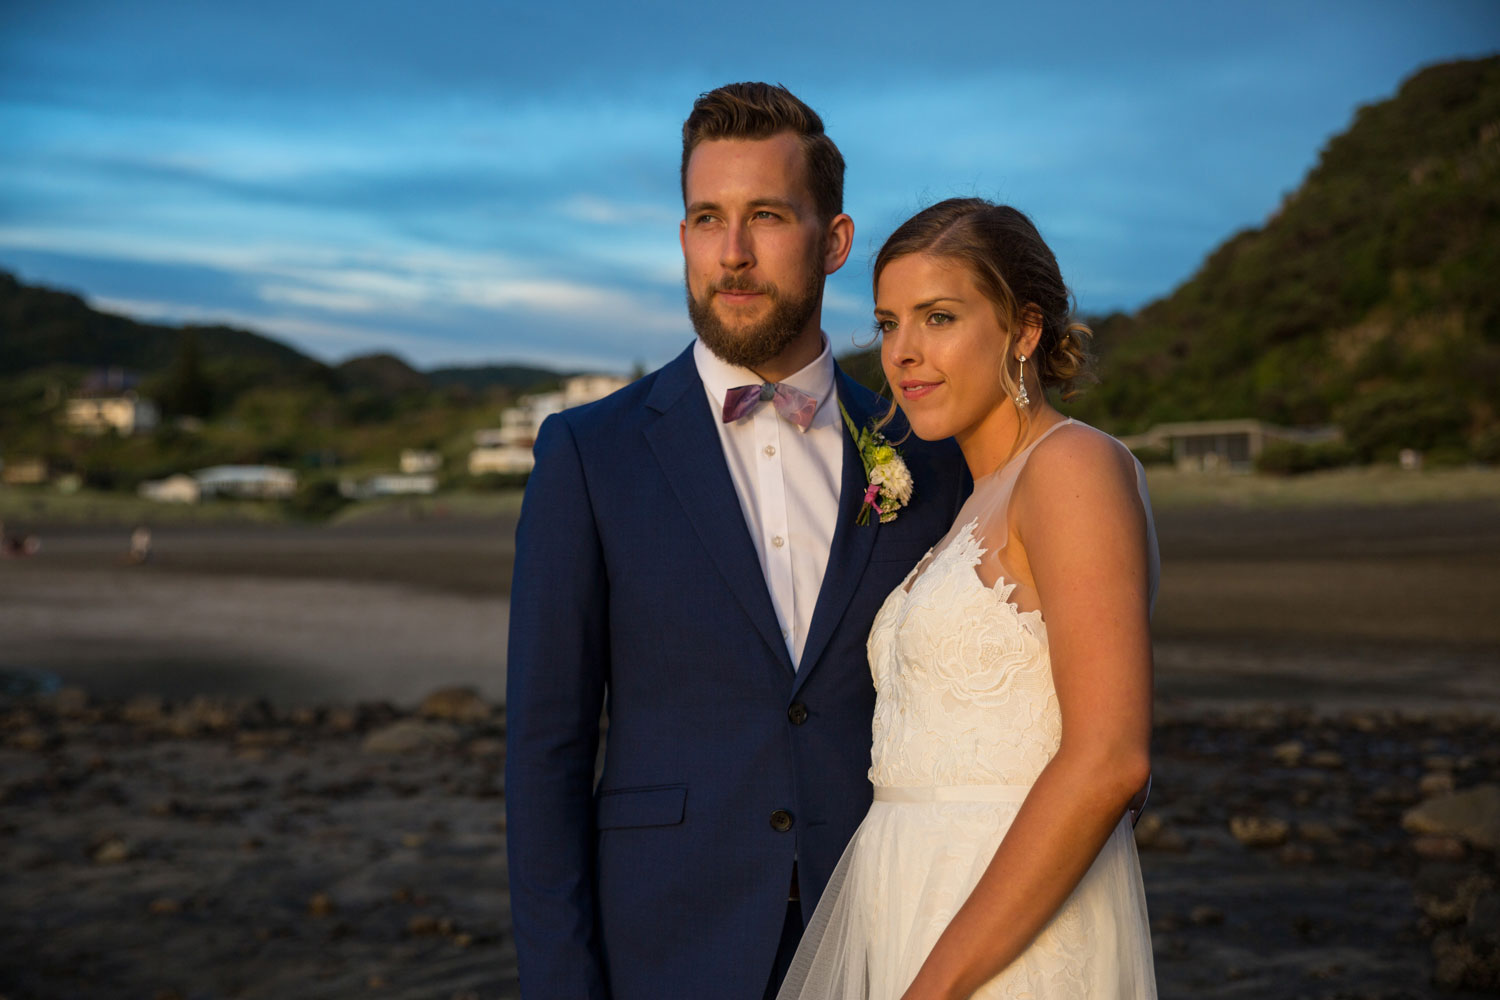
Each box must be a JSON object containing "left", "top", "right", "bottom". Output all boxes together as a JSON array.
[
  {"left": 10, "top": 727, "right": 51, "bottom": 752},
  {"left": 1230, "top": 815, "right": 1290, "bottom": 848},
  {"left": 1424, "top": 754, "right": 1457, "bottom": 772},
  {"left": 418, "top": 687, "right": 491, "bottom": 724},
  {"left": 1470, "top": 892, "right": 1500, "bottom": 949},
  {"left": 407, "top": 913, "right": 442, "bottom": 936},
  {"left": 362, "top": 720, "right": 460, "bottom": 754},
  {"left": 1403, "top": 785, "right": 1500, "bottom": 849},
  {"left": 1433, "top": 934, "right": 1500, "bottom": 991},
  {"left": 1278, "top": 843, "right": 1316, "bottom": 865},
  {"left": 1189, "top": 905, "right": 1225, "bottom": 926},
  {"left": 467, "top": 737, "right": 504, "bottom": 758},
  {"left": 1133, "top": 813, "right": 1187, "bottom": 851},
  {"left": 1308, "top": 749, "right": 1345, "bottom": 769},
  {"left": 1415, "top": 872, "right": 1493, "bottom": 925},
  {"left": 1412, "top": 835, "right": 1467, "bottom": 861},
  {"left": 121, "top": 695, "right": 165, "bottom": 726},
  {"left": 366, "top": 975, "right": 388, "bottom": 989},
  {"left": 92, "top": 838, "right": 130, "bottom": 864},
  {"left": 325, "top": 706, "right": 358, "bottom": 733},
  {"left": 308, "top": 892, "right": 336, "bottom": 917},
  {"left": 1271, "top": 740, "right": 1305, "bottom": 767},
  {"left": 1297, "top": 821, "right": 1341, "bottom": 845},
  {"left": 1420, "top": 772, "right": 1457, "bottom": 798},
  {"left": 148, "top": 898, "right": 182, "bottom": 916},
  {"left": 48, "top": 686, "right": 89, "bottom": 718}
]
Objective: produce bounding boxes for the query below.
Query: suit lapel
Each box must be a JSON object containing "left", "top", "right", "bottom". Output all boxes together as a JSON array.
[
  {"left": 644, "top": 348, "right": 796, "bottom": 676},
  {"left": 794, "top": 368, "right": 882, "bottom": 693}
]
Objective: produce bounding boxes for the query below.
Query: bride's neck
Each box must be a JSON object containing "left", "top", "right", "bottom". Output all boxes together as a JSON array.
[{"left": 957, "top": 399, "right": 1064, "bottom": 480}]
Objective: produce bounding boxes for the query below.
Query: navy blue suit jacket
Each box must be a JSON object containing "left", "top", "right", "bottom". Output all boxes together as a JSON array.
[{"left": 505, "top": 344, "right": 966, "bottom": 1000}]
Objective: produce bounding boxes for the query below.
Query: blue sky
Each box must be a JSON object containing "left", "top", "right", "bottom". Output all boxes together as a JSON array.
[{"left": 2, "top": 1, "right": 1496, "bottom": 372}]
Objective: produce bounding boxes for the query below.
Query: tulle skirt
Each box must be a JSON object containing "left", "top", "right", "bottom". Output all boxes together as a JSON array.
[{"left": 777, "top": 786, "right": 1157, "bottom": 999}]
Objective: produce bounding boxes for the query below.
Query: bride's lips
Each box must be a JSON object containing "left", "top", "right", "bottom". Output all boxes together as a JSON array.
[{"left": 898, "top": 379, "right": 941, "bottom": 401}]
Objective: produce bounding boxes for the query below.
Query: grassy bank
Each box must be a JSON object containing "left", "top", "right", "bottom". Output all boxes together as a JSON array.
[
  {"left": 1144, "top": 464, "right": 1500, "bottom": 509},
  {"left": 0, "top": 486, "right": 527, "bottom": 528}
]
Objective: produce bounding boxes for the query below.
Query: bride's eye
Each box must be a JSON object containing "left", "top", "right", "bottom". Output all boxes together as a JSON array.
[
  {"left": 873, "top": 317, "right": 896, "bottom": 335},
  {"left": 927, "top": 311, "right": 954, "bottom": 326}
]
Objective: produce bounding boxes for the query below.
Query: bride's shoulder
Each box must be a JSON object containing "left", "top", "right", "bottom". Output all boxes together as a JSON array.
[{"left": 1017, "top": 420, "right": 1140, "bottom": 512}]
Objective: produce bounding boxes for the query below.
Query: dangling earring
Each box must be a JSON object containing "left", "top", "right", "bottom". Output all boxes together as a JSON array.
[{"left": 1015, "top": 354, "right": 1031, "bottom": 410}]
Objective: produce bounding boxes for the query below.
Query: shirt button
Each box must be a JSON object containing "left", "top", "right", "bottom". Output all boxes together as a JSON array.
[
  {"left": 772, "top": 535, "right": 785, "bottom": 548},
  {"left": 770, "top": 809, "right": 794, "bottom": 832},
  {"left": 763, "top": 445, "right": 776, "bottom": 457}
]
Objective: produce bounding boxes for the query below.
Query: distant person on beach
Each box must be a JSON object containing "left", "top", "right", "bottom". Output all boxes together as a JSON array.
[{"left": 505, "top": 83, "right": 966, "bottom": 1000}]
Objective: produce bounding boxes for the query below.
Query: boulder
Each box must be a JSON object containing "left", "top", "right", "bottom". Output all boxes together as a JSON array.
[
  {"left": 362, "top": 719, "right": 460, "bottom": 754},
  {"left": 418, "top": 687, "right": 492, "bottom": 723},
  {"left": 1403, "top": 785, "right": 1500, "bottom": 850}
]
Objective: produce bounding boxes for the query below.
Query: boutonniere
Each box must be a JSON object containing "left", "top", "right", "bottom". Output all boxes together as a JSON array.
[{"left": 839, "top": 401, "right": 914, "bottom": 525}]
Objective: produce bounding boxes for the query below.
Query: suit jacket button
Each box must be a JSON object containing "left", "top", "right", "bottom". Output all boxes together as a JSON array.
[
  {"left": 770, "top": 809, "right": 794, "bottom": 832},
  {"left": 787, "top": 702, "right": 808, "bottom": 725}
]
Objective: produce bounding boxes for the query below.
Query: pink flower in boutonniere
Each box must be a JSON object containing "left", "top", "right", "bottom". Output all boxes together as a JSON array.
[{"left": 840, "top": 401, "right": 913, "bottom": 525}]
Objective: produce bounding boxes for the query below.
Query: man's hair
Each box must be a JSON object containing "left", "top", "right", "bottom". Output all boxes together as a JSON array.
[{"left": 681, "top": 82, "right": 845, "bottom": 223}]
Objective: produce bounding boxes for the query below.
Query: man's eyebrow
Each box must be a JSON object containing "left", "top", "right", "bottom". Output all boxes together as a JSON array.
[{"left": 685, "top": 197, "right": 800, "bottom": 215}]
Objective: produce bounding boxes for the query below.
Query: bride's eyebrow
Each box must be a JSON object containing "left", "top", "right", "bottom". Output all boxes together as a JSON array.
[{"left": 913, "top": 297, "right": 963, "bottom": 310}]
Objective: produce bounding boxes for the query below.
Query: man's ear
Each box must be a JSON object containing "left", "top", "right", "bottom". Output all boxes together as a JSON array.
[{"left": 823, "top": 213, "right": 854, "bottom": 275}]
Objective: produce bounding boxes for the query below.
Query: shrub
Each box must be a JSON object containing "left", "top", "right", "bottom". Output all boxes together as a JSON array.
[{"left": 1254, "top": 440, "right": 1357, "bottom": 476}]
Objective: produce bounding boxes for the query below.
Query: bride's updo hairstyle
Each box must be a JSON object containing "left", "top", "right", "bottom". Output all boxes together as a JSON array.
[{"left": 873, "top": 198, "right": 1095, "bottom": 410}]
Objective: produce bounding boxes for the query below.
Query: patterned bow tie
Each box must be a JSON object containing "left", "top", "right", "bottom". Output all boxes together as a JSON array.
[{"left": 722, "top": 381, "right": 819, "bottom": 431}]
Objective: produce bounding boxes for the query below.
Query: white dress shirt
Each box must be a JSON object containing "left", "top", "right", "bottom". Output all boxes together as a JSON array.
[{"left": 693, "top": 336, "right": 844, "bottom": 669}]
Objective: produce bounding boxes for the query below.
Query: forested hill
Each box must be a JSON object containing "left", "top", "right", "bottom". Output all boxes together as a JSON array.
[
  {"left": 1062, "top": 55, "right": 1500, "bottom": 462},
  {"left": 0, "top": 272, "right": 315, "bottom": 377}
]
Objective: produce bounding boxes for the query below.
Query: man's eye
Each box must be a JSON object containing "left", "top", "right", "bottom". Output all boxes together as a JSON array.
[{"left": 695, "top": 214, "right": 718, "bottom": 225}]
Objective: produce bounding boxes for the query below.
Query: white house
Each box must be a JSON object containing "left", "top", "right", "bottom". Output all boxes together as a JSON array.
[
  {"left": 468, "top": 375, "right": 629, "bottom": 476},
  {"left": 399, "top": 449, "right": 442, "bottom": 475},
  {"left": 139, "top": 474, "right": 202, "bottom": 504},
  {"left": 65, "top": 391, "right": 160, "bottom": 436},
  {"left": 1118, "top": 419, "right": 1342, "bottom": 472},
  {"left": 194, "top": 465, "right": 298, "bottom": 500}
]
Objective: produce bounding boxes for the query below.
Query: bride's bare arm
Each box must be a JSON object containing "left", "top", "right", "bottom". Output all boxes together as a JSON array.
[{"left": 900, "top": 428, "right": 1153, "bottom": 1000}]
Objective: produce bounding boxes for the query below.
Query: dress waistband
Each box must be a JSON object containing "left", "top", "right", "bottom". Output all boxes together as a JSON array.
[{"left": 873, "top": 784, "right": 1032, "bottom": 803}]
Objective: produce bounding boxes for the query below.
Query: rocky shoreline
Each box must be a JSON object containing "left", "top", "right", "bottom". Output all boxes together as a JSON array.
[{"left": 3, "top": 689, "right": 1498, "bottom": 999}]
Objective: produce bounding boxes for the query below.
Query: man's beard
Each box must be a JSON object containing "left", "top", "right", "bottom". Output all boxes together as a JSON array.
[{"left": 686, "top": 265, "right": 823, "bottom": 371}]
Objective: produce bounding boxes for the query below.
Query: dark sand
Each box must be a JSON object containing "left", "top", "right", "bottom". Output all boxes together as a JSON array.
[{"left": 2, "top": 499, "right": 1499, "bottom": 998}]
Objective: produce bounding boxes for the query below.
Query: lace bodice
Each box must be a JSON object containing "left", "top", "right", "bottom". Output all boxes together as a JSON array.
[
  {"left": 867, "top": 517, "right": 1059, "bottom": 787},
  {"left": 866, "top": 420, "right": 1157, "bottom": 789}
]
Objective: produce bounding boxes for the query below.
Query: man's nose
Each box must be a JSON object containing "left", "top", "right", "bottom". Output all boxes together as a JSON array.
[{"left": 720, "top": 223, "right": 754, "bottom": 271}]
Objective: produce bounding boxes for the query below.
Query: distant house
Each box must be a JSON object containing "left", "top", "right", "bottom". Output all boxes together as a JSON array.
[
  {"left": 399, "top": 449, "right": 442, "bottom": 475},
  {"left": 0, "top": 456, "right": 49, "bottom": 486},
  {"left": 339, "top": 473, "right": 439, "bottom": 500},
  {"left": 139, "top": 474, "right": 202, "bottom": 504},
  {"left": 1119, "top": 419, "right": 1342, "bottom": 472},
  {"left": 468, "top": 374, "right": 629, "bottom": 476},
  {"left": 66, "top": 391, "right": 159, "bottom": 436},
  {"left": 194, "top": 465, "right": 297, "bottom": 500}
]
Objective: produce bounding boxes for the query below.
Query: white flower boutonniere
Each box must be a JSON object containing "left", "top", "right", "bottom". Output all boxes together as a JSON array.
[{"left": 840, "top": 401, "right": 913, "bottom": 525}]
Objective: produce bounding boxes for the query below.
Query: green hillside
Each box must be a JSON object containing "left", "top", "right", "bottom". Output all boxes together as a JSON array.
[{"left": 1063, "top": 56, "right": 1500, "bottom": 463}]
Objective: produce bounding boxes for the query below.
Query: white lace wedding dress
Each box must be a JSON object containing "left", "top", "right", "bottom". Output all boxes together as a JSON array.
[{"left": 778, "top": 419, "right": 1159, "bottom": 999}]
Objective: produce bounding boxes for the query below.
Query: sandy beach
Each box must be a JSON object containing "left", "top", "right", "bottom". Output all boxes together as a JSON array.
[{"left": 2, "top": 498, "right": 1499, "bottom": 998}]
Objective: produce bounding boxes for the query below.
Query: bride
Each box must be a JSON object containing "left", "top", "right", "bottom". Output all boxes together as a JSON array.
[{"left": 779, "top": 198, "right": 1159, "bottom": 999}]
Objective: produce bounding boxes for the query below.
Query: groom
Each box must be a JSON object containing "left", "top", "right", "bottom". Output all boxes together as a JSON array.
[{"left": 505, "top": 82, "right": 965, "bottom": 1000}]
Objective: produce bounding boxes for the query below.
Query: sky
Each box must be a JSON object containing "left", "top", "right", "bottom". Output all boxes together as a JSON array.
[{"left": 1, "top": 1, "right": 1496, "bottom": 374}]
